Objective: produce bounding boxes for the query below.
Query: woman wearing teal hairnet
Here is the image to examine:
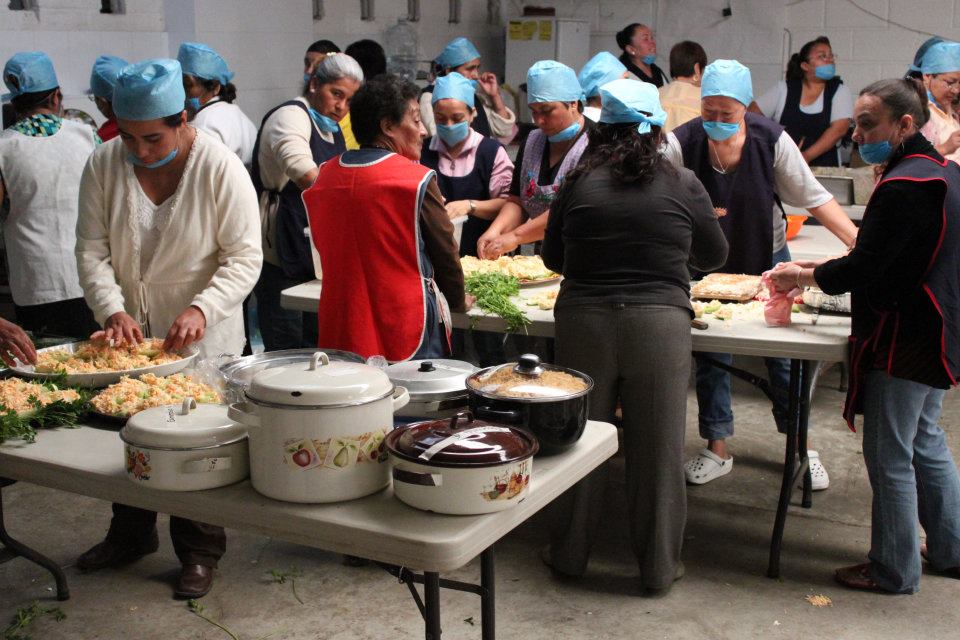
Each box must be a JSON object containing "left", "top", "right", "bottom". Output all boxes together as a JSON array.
[
  {"left": 75, "top": 58, "right": 262, "bottom": 599},
  {"left": 578, "top": 51, "right": 629, "bottom": 122},
  {"left": 663, "top": 60, "right": 857, "bottom": 488},
  {"left": 919, "top": 41, "right": 960, "bottom": 164},
  {"left": 477, "top": 60, "right": 591, "bottom": 259},
  {"left": 89, "top": 54, "right": 127, "bottom": 142}
]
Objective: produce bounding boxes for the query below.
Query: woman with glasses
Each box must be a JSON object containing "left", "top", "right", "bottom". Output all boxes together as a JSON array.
[
  {"left": 755, "top": 36, "right": 853, "bottom": 167},
  {"left": 919, "top": 41, "right": 960, "bottom": 164}
]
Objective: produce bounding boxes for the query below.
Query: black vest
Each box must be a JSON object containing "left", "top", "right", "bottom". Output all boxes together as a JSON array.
[
  {"left": 779, "top": 77, "right": 843, "bottom": 167},
  {"left": 251, "top": 100, "right": 345, "bottom": 281},
  {"left": 673, "top": 112, "right": 784, "bottom": 275}
]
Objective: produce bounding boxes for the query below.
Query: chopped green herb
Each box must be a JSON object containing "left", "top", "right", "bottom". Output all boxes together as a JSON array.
[{"left": 465, "top": 272, "right": 531, "bottom": 333}]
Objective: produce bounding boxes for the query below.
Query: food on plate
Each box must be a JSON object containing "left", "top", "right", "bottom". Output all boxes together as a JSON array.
[
  {"left": 523, "top": 289, "right": 559, "bottom": 310},
  {"left": 90, "top": 373, "right": 221, "bottom": 417},
  {"left": 469, "top": 366, "right": 588, "bottom": 398},
  {"left": 461, "top": 255, "right": 558, "bottom": 282},
  {"left": 691, "top": 273, "right": 762, "bottom": 301},
  {"left": 464, "top": 272, "right": 530, "bottom": 332},
  {"left": 0, "top": 378, "right": 81, "bottom": 416},
  {"left": 35, "top": 338, "right": 182, "bottom": 374}
]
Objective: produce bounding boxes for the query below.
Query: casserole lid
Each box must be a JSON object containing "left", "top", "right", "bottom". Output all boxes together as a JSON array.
[
  {"left": 465, "top": 354, "right": 593, "bottom": 402},
  {"left": 246, "top": 352, "right": 393, "bottom": 406},
  {"left": 219, "top": 348, "right": 364, "bottom": 390},
  {"left": 120, "top": 398, "right": 245, "bottom": 449},
  {"left": 385, "top": 359, "right": 476, "bottom": 401},
  {"left": 385, "top": 411, "right": 538, "bottom": 467}
]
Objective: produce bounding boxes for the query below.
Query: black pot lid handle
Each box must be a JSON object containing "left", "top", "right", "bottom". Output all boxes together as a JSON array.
[
  {"left": 448, "top": 409, "right": 475, "bottom": 430},
  {"left": 514, "top": 353, "right": 544, "bottom": 377},
  {"left": 418, "top": 361, "right": 436, "bottom": 372}
]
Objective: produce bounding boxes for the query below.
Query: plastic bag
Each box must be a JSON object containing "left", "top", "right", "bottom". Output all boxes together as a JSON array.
[{"left": 761, "top": 269, "right": 800, "bottom": 327}]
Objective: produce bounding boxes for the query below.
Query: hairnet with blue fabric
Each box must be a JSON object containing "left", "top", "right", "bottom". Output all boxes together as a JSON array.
[
  {"left": 431, "top": 71, "right": 475, "bottom": 108},
  {"left": 701, "top": 59, "right": 753, "bottom": 106},
  {"left": 922, "top": 41, "right": 960, "bottom": 75},
  {"left": 177, "top": 42, "right": 234, "bottom": 85},
  {"left": 2, "top": 51, "right": 58, "bottom": 101},
  {"left": 911, "top": 36, "right": 945, "bottom": 73},
  {"left": 113, "top": 58, "right": 187, "bottom": 121},
  {"left": 435, "top": 37, "right": 481, "bottom": 70},
  {"left": 526, "top": 60, "right": 584, "bottom": 104},
  {"left": 598, "top": 78, "right": 666, "bottom": 133},
  {"left": 578, "top": 52, "right": 627, "bottom": 98},
  {"left": 89, "top": 55, "right": 128, "bottom": 99}
]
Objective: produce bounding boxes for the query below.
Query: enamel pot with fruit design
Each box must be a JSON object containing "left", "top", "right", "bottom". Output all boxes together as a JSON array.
[
  {"left": 385, "top": 411, "right": 538, "bottom": 515},
  {"left": 227, "top": 352, "right": 409, "bottom": 503}
]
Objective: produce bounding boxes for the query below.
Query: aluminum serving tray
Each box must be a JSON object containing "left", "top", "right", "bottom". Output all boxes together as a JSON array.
[{"left": 11, "top": 341, "right": 199, "bottom": 388}]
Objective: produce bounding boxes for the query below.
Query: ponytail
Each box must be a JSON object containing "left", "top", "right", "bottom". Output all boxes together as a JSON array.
[{"left": 785, "top": 53, "right": 804, "bottom": 82}]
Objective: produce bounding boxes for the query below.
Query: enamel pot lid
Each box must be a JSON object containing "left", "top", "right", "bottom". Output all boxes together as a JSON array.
[
  {"left": 385, "top": 359, "right": 476, "bottom": 401},
  {"left": 246, "top": 352, "right": 394, "bottom": 407},
  {"left": 385, "top": 411, "right": 538, "bottom": 468},
  {"left": 120, "top": 398, "right": 245, "bottom": 450}
]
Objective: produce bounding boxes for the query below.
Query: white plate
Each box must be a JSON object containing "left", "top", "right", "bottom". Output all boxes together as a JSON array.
[{"left": 11, "top": 342, "right": 199, "bottom": 388}]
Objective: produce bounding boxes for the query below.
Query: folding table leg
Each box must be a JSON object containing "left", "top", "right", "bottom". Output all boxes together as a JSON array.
[
  {"left": 480, "top": 547, "right": 495, "bottom": 640},
  {"left": 424, "top": 571, "right": 441, "bottom": 640},
  {"left": 0, "top": 479, "right": 70, "bottom": 600},
  {"left": 768, "top": 359, "right": 802, "bottom": 578},
  {"left": 799, "top": 360, "right": 816, "bottom": 509}
]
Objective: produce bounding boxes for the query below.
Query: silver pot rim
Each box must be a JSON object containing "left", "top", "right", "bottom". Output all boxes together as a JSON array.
[{"left": 120, "top": 431, "right": 247, "bottom": 452}]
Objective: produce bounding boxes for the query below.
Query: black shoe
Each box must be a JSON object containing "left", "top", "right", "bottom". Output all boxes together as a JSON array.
[
  {"left": 76, "top": 531, "right": 159, "bottom": 573},
  {"left": 175, "top": 564, "right": 214, "bottom": 599}
]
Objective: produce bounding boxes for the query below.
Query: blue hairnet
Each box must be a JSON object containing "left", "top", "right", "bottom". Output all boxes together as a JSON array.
[
  {"left": 113, "top": 59, "right": 187, "bottom": 121},
  {"left": 2, "top": 51, "right": 58, "bottom": 101},
  {"left": 89, "top": 55, "right": 128, "bottom": 100},
  {"left": 435, "top": 37, "right": 481, "bottom": 70},
  {"left": 701, "top": 59, "right": 753, "bottom": 107},
  {"left": 910, "top": 36, "right": 945, "bottom": 73},
  {"left": 599, "top": 78, "right": 666, "bottom": 133},
  {"left": 432, "top": 71, "right": 475, "bottom": 108},
  {"left": 578, "top": 52, "right": 627, "bottom": 99},
  {"left": 527, "top": 60, "right": 584, "bottom": 104},
  {"left": 177, "top": 42, "right": 234, "bottom": 85},
  {"left": 922, "top": 42, "right": 960, "bottom": 75}
]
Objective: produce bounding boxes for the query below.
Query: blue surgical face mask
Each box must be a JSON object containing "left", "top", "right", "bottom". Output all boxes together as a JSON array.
[
  {"left": 702, "top": 120, "right": 740, "bottom": 141},
  {"left": 858, "top": 139, "right": 894, "bottom": 165},
  {"left": 437, "top": 121, "right": 470, "bottom": 146},
  {"left": 548, "top": 120, "right": 581, "bottom": 143},
  {"left": 308, "top": 107, "right": 340, "bottom": 133},
  {"left": 469, "top": 78, "right": 479, "bottom": 92},
  {"left": 128, "top": 147, "right": 178, "bottom": 169},
  {"left": 814, "top": 63, "right": 836, "bottom": 81},
  {"left": 642, "top": 54, "right": 657, "bottom": 65},
  {"left": 303, "top": 72, "right": 312, "bottom": 85},
  {"left": 928, "top": 89, "right": 943, "bottom": 110},
  {"left": 186, "top": 97, "right": 201, "bottom": 112}
]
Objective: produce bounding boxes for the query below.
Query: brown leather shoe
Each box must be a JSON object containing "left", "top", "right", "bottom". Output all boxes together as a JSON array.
[
  {"left": 76, "top": 531, "right": 159, "bottom": 573},
  {"left": 175, "top": 564, "right": 214, "bottom": 599}
]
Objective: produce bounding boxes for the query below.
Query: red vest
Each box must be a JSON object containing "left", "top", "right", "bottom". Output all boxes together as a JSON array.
[{"left": 304, "top": 152, "right": 434, "bottom": 361}]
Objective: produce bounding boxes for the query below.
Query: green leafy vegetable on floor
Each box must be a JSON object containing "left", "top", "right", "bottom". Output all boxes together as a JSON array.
[
  {"left": 0, "top": 378, "right": 89, "bottom": 445},
  {"left": 268, "top": 568, "right": 304, "bottom": 604},
  {"left": 465, "top": 272, "right": 530, "bottom": 333},
  {"left": 187, "top": 599, "right": 239, "bottom": 640},
  {"left": 3, "top": 601, "right": 65, "bottom": 640}
]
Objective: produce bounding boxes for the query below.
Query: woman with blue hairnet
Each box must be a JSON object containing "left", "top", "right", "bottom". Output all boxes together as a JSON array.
[
  {"left": 542, "top": 79, "right": 728, "bottom": 593},
  {"left": 578, "top": 51, "right": 629, "bottom": 122},
  {"left": 919, "top": 41, "right": 960, "bottom": 164},
  {"left": 75, "top": 58, "right": 262, "bottom": 599},
  {"left": 477, "top": 60, "right": 591, "bottom": 260},
  {"left": 89, "top": 54, "right": 127, "bottom": 142},
  {"left": 177, "top": 42, "right": 257, "bottom": 167},
  {"left": 251, "top": 53, "right": 363, "bottom": 352},
  {"left": 663, "top": 60, "right": 858, "bottom": 488},
  {"left": 420, "top": 37, "right": 516, "bottom": 142},
  {"left": 0, "top": 51, "right": 100, "bottom": 340}
]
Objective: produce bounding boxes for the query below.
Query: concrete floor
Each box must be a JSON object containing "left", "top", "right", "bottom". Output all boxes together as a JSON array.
[{"left": 3, "top": 362, "right": 960, "bottom": 639}]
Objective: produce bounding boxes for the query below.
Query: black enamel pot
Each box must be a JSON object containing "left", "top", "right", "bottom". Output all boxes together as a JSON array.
[{"left": 465, "top": 354, "right": 593, "bottom": 454}]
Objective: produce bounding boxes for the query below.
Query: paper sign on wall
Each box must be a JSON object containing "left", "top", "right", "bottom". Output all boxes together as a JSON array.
[
  {"left": 538, "top": 20, "right": 552, "bottom": 41},
  {"left": 508, "top": 21, "right": 526, "bottom": 40}
]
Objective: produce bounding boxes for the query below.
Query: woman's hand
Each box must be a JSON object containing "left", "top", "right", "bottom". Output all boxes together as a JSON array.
[
  {"left": 943, "top": 129, "right": 960, "bottom": 155},
  {"left": 93, "top": 312, "right": 143, "bottom": 346},
  {"left": 480, "top": 231, "right": 520, "bottom": 260},
  {"left": 445, "top": 200, "right": 472, "bottom": 219},
  {"left": 477, "top": 72, "right": 500, "bottom": 99},
  {"left": 0, "top": 318, "right": 36, "bottom": 366},
  {"left": 769, "top": 262, "right": 803, "bottom": 292},
  {"left": 163, "top": 306, "right": 206, "bottom": 352},
  {"left": 464, "top": 294, "right": 476, "bottom": 311}
]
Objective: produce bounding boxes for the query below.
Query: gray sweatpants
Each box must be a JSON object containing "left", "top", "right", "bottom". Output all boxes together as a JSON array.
[{"left": 548, "top": 303, "right": 690, "bottom": 589}]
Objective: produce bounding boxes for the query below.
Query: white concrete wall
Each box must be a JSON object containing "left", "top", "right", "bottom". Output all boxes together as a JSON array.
[{"left": 1, "top": 0, "right": 958, "bottom": 125}]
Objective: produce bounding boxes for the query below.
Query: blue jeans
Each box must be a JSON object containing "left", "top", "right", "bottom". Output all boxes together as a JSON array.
[
  {"left": 862, "top": 370, "right": 960, "bottom": 593},
  {"left": 695, "top": 244, "right": 793, "bottom": 441}
]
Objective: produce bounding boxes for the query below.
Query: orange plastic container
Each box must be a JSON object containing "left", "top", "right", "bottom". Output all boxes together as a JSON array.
[{"left": 785, "top": 215, "right": 806, "bottom": 240}]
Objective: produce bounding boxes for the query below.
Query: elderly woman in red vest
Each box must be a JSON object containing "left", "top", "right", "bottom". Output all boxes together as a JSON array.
[{"left": 304, "top": 74, "right": 466, "bottom": 361}]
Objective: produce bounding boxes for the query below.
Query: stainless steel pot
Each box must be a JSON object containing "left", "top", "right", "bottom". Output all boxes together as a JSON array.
[{"left": 386, "top": 359, "right": 476, "bottom": 420}]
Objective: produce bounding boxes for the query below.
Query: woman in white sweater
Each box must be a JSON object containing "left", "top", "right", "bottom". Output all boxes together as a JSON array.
[{"left": 74, "top": 58, "right": 261, "bottom": 600}]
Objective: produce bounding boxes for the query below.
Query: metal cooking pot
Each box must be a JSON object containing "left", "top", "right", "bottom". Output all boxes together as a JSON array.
[
  {"left": 386, "top": 358, "right": 476, "bottom": 421},
  {"left": 218, "top": 348, "right": 364, "bottom": 402}
]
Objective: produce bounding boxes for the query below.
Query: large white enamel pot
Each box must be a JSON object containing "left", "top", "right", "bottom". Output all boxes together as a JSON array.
[{"left": 227, "top": 352, "right": 409, "bottom": 503}]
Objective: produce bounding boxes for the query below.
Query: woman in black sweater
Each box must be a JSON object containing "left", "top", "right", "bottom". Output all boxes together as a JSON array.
[
  {"left": 542, "top": 79, "right": 728, "bottom": 594},
  {"left": 771, "top": 78, "right": 960, "bottom": 594}
]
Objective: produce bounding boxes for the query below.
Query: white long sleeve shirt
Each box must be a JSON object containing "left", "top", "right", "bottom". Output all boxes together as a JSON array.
[{"left": 192, "top": 99, "right": 258, "bottom": 168}]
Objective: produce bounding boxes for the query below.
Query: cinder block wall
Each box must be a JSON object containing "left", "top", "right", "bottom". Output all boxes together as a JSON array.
[{"left": 0, "top": 0, "right": 957, "bottom": 125}]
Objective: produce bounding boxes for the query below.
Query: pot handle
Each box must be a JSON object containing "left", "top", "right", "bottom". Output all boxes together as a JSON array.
[
  {"left": 228, "top": 402, "right": 260, "bottom": 428},
  {"left": 309, "top": 352, "right": 330, "bottom": 370},
  {"left": 474, "top": 405, "right": 522, "bottom": 423},
  {"left": 391, "top": 386, "right": 410, "bottom": 413},
  {"left": 392, "top": 467, "right": 442, "bottom": 487},
  {"left": 183, "top": 457, "right": 233, "bottom": 474}
]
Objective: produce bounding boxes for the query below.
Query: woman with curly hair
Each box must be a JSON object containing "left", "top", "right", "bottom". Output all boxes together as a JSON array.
[{"left": 542, "top": 79, "right": 727, "bottom": 594}]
